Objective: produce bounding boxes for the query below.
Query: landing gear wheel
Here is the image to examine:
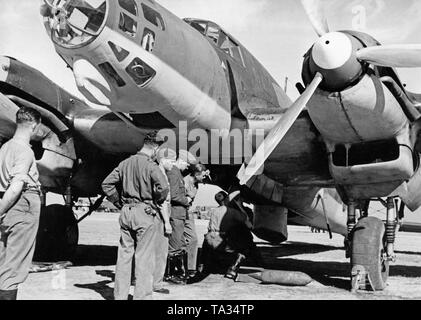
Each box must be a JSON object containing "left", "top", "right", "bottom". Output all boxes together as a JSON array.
[
  {"left": 350, "top": 216, "right": 389, "bottom": 291},
  {"left": 34, "top": 204, "right": 79, "bottom": 262}
]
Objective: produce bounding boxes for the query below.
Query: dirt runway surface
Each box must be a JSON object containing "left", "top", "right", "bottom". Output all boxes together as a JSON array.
[{"left": 19, "top": 212, "right": 421, "bottom": 300}]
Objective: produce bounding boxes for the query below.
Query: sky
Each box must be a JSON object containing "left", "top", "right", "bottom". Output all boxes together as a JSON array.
[{"left": 0, "top": 0, "right": 420, "bottom": 101}]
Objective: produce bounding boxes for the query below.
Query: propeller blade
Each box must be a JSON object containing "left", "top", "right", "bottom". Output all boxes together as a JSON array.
[
  {"left": 40, "top": 0, "right": 54, "bottom": 17},
  {"left": 237, "top": 73, "right": 323, "bottom": 185},
  {"left": 301, "top": 0, "right": 329, "bottom": 37},
  {"left": 357, "top": 44, "right": 421, "bottom": 68}
]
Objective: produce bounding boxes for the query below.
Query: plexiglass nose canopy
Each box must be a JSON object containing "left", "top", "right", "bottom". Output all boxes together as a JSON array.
[{"left": 40, "top": 0, "right": 107, "bottom": 48}]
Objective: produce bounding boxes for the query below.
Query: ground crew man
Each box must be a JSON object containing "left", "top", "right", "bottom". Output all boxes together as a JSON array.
[
  {"left": 165, "top": 154, "right": 191, "bottom": 284},
  {"left": 199, "top": 191, "right": 263, "bottom": 280},
  {"left": 183, "top": 162, "right": 209, "bottom": 277},
  {"left": 153, "top": 147, "right": 177, "bottom": 294},
  {"left": 0, "top": 107, "right": 42, "bottom": 300},
  {"left": 102, "top": 131, "right": 169, "bottom": 300}
]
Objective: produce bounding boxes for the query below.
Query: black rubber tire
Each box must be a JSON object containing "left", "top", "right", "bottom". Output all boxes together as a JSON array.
[
  {"left": 33, "top": 204, "right": 79, "bottom": 262},
  {"left": 350, "top": 216, "right": 389, "bottom": 291}
]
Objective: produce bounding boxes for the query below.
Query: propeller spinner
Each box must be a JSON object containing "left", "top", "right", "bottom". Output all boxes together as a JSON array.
[{"left": 306, "top": 32, "right": 365, "bottom": 92}]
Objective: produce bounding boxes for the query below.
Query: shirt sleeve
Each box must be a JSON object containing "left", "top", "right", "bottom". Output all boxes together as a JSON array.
[
  {"left": 101, "top": 165, "right": 122, "bottom": 205},
  {"left": 9, "top": 150, "right": 33, "bottom": 185},
  {"left": 150, "top": 164, "right": 170, "bottom": 205},
  {"left": 167, "top": 169, "right": 190, "bottom": 207}
]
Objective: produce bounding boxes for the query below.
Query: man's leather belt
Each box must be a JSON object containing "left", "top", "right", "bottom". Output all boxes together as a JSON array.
[{"left": 123, "top": 199, "right": 157, "bottom": 216}]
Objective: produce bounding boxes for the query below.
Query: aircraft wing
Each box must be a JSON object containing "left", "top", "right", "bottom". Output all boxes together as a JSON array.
[{"left": 252, "top": 109, "right": 331, "bottom": 187}]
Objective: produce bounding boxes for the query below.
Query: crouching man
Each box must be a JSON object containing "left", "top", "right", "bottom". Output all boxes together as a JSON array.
[{"left": 199, "top": 191, "right": 264, "bottom": 280}]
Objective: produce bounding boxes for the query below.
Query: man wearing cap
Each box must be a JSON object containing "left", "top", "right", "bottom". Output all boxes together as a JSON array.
[
  {"left": 102, "top": 131, "right": 169, "bottom": 300},
  {"left": 153, "top": 147, "right": 177, "bottom": 294},
  {"left": 0, "top": 107, "right": 42, "bottom": 300},
  {"left": 165, "top": 151, "right": 192, "bottom": 284}
]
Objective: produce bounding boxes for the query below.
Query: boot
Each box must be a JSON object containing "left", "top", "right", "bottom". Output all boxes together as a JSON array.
[
  {"left": 225, "top": 253, "right": 245, "bottom": 280},
  {"left": 181, "top": 251, "right": 190, "bottom": 279},
  {"left": 0, "top": 289, "right": 18, "bottom": 300},
  {"left": 174, "top": 253, "right": 185, "bottom": 277},
  {"left": 167, "top": 254, "right": 187, "bottom": 285},
  {"left": 164, "top": 255, "right": 174, "bottom": 281}
]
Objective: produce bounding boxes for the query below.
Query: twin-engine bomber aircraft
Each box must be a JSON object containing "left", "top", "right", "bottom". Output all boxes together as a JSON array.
[{"left": 1, "top": 0, "right": 421, "bottom": 292}]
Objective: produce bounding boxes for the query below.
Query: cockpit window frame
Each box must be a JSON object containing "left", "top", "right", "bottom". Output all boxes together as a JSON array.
[
  {"left": 118, "top": 0, "right": 138, "bottom": 16},
  {"left": 141, "top": 3, "right": 166, "bottom": 31},
  {"left": 218, "top": 31, "right": 246, "bottom": 68},
  {"left": 116, "top": 0, "right": 139, "bottom": 38},
  {"left": 118, "top": 11, "right": 138, "bottom": 37},
  {"left": 46, "top": 0, "right": 109, "bottom": 49},
  {"left": 184, "top": 19, "right": 246, "bottom": 68}
]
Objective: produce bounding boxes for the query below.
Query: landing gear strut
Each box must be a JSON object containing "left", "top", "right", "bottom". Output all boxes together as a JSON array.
[
  {"left": 385, "top": 198, "right": 397, "bottom": 261},
  {"left": 348, "top": 197, "right": 398, "bottom": 292},
  {"left": 344, "top": 201, "right": 357, "bottom": 259}
]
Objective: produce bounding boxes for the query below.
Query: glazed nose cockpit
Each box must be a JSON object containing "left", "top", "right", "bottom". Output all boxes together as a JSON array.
[{"left": 40, "top": 0, "right": 107, "bottom": 48}]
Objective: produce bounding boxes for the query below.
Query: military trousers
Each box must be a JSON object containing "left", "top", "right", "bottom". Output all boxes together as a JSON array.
[
  {"left": 114, "top": 203, "right": 157, "bottom": 300},
  {"left": 183, "top": 216, "right": 198, "bottom": 270},
  {"left": 0, "top": 192, "right": 41, "bottom": 291},
  {"left": 153, "top": 217, "right": 168, "bottom": 290},
  {"left": 168, "top": 217, "right": 186, "bottom": 256}
]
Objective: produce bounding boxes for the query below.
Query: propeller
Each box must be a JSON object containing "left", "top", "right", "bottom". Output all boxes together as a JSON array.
[
  {"left": 238, "top": 0, "right": 421, "bottom": 185},
  {"left": 237, "top": 72, "right": 323, "bottom": 185},
  {"left": 356, "top": 44, "right": 421, "bottom": 68},
  {"left": 301, "top": 0, "right": 329, "bottom": 37},
  {"left": 301, "top": 0, "right": 421, "bottom": 69}
]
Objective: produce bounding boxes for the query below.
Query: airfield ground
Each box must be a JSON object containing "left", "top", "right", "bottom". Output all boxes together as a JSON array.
[{"left": 19, "top": 212, "right": 421, "bottom": 300}]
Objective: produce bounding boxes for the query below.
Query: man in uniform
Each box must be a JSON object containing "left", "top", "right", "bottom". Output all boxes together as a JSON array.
[
  {"left": 153, "top": 147, "right": 177, "bottom": 294},
  {"left": 102, "top": 131, "right": 169, "bottom": 300},
  {"left": 165, "top": 153, "right": 191, "bottom": 284},
  {"left": 183, "top": 162, "right": 209, "bottom": 277},
  {"left": 200, "top": 191, "right": 263, "bottom": 280},
  {"left": 0, "top": 107, "right": 42, "bottom": 300}
]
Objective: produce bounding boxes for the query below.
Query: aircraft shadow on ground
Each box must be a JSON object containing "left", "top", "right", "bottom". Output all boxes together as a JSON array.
[
  {"left": 257, "top": 242, "right": 421, "bottom": 290},
  {"left": 71, "top": 242, "right": 421, "bottom": 296},
  {"left": 72, "top": 241, "right": 337, "bottom": 267},
  {"left": 73, "top": 245, "right": 118, "bottom": 267},
  {"left": 256, "top": 241, "right": 340, "bottom": 257}
]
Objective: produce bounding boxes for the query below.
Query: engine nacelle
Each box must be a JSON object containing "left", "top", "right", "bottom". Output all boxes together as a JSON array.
[
  {"left": 307, "top": 73, "right": 408, "bottom": 145},
  {"left": 329, "top": 128, "right": 415, "bottom": 200}
]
